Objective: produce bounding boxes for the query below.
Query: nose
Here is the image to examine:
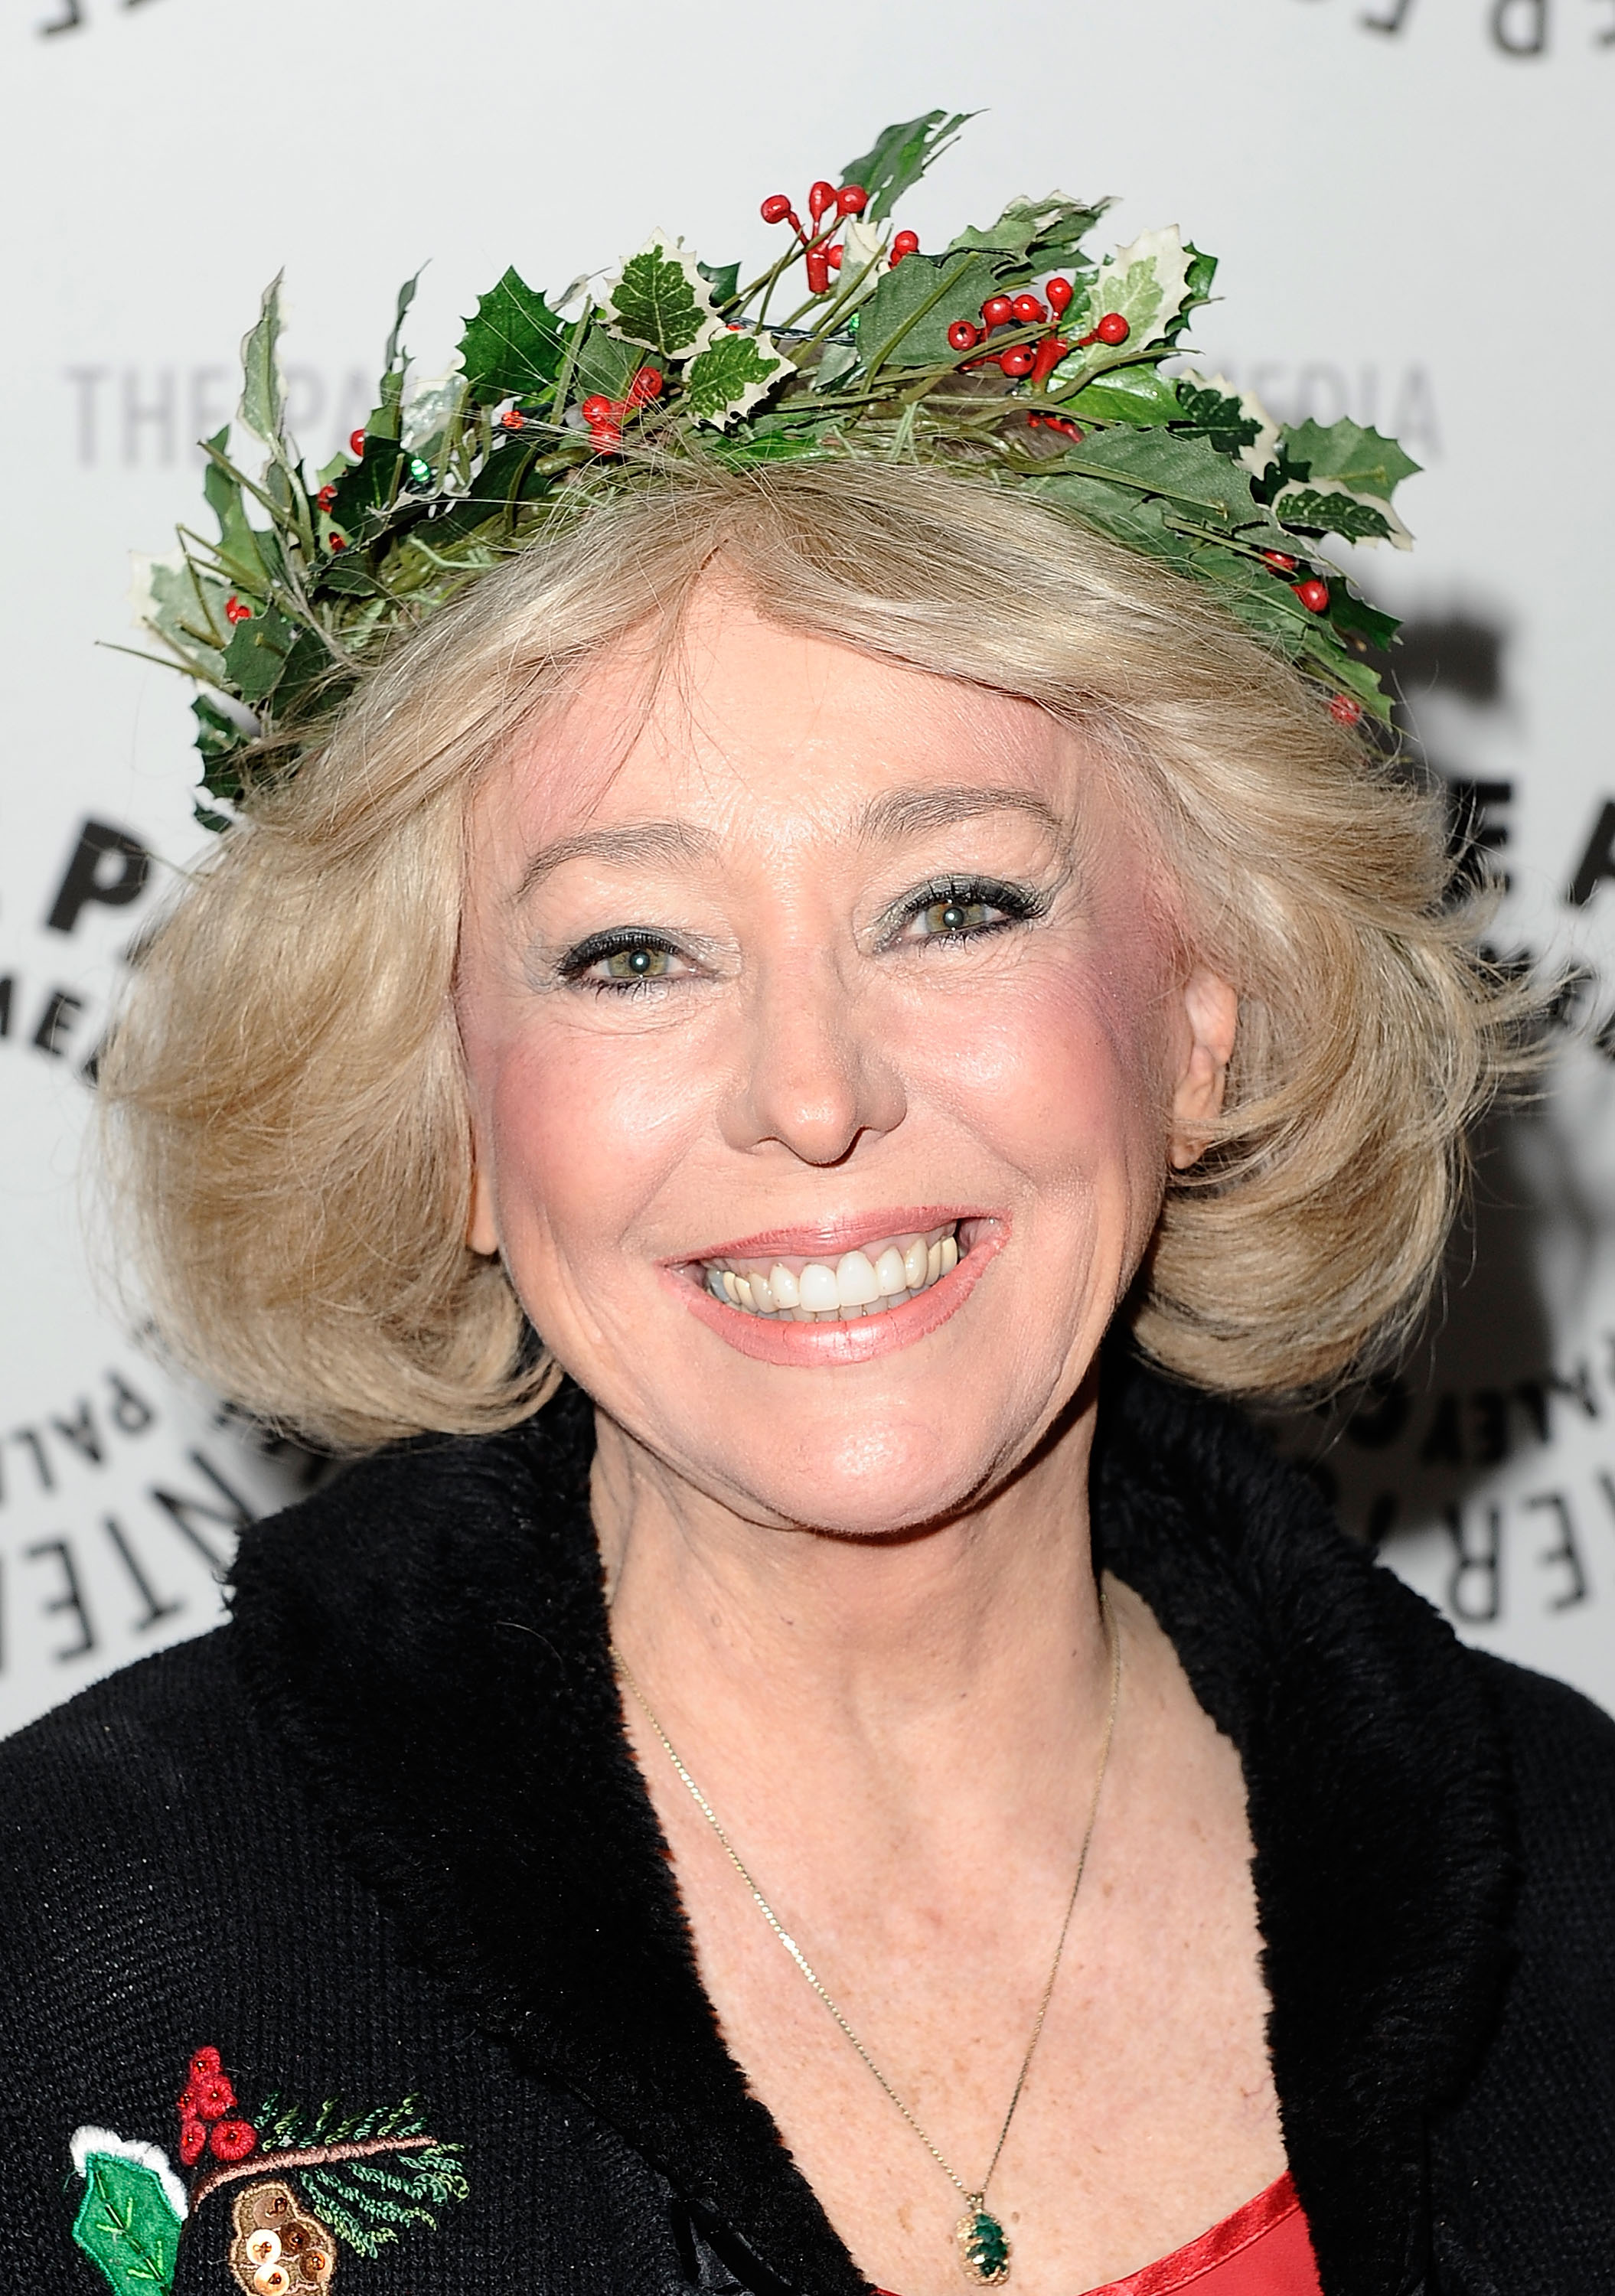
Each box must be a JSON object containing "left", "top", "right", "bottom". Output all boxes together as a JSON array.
[{"left": 721, "top": 947, "right": 907, "bottom": 1166}]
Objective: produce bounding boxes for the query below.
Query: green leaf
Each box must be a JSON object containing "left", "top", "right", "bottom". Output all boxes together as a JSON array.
[
  {"left": 328, "top": 435, "right": 407, "bottom": 539},
  {"left": 697, "top": 258, "right": 742, "bottom": 305},
  {"left": 72, "top": 2152, "right": 181, "bottom": 2294},
  {"left": 948, "top": 193, "right": 1108, "bottom": 271},
  {"left": 239, "top": 272, "right": 286, "bottom": 447},
  {"left": 856, "top": 250, "right": 996, "bottom": 370},
  {"left": 1052, "top": 428, "right": 1258, "bottom": 527},
  {"left": 840, "top": 109, "right": 975, "bottom": 220},
  {"left": 684, "top": 331, "right": 788, "bottom": 428},
  {"left": 603, "top": 236, "right": 719, "bottom": 363},
  {"left": 1174, "top": 383, "right": 1259, "bottom": 458},
  {"left": 1062, "top": 364, "right": 1181, "bottom": 426},
  {"left": 1275, "top": 484, "right": 1398, "bottom": 545},
  {"left": 458, "top": 268, "right": 569, "bottom": 405},
  {"left": 1283, "top": 416, "right": 1421, "bottom": 499},
  {"left": 1164, "top": 243, "right": 1218, "bottom": 345},
  {"left": 383, "top": 269, "right": 421, "bottom": 377},
  {"left": 573, "top": 325, "right": 639, "bottom": 405},
  {"left": 201, "top": 433, "right": 272, "bottom": 586}
]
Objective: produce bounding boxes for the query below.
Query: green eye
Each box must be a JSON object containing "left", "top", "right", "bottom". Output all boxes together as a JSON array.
[
  {"left": 918, "top": 897, "right": 995, "bottom": 935},
  {"left": 600, "top": 944, "right": 672, "bottom": 980}
]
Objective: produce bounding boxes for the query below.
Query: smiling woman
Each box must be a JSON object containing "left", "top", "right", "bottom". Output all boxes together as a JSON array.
[{"left": 5, "top": 459, "right": 1614, "bottom": 2291}]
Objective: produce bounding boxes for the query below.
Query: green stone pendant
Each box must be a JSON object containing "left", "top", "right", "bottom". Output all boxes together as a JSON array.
[{"left": 955, "top": 2199, "right": 1012, "bottom": 2285}]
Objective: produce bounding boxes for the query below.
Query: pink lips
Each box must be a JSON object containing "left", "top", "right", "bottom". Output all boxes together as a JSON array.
[{"left": 668, "top": 1213, "right": 1007, "bottom": 1368}]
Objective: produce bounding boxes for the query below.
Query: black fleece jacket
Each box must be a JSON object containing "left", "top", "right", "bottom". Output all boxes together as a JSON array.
[{"left": 2, "top": 1363, "right": 1613, "bottom": 2296}]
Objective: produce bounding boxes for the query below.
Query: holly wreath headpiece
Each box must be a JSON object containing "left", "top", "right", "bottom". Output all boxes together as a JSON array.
[{"left": 132, "top": 108, "right": 1418, "bottom": 829}]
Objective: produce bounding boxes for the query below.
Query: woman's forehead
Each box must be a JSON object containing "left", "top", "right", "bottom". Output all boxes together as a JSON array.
[{"left": 482, "top": 594, "right": 1093, "bottom": 858}]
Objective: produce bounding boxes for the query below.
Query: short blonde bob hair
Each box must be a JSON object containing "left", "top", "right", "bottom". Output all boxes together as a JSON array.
[{"left": 101, "top": 458, "right": 1525, "bottom": 1450}]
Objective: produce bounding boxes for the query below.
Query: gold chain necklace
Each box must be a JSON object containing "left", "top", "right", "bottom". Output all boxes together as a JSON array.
[{"left": 612, "top": 1590, "right": 1121, "bottom": 2289}]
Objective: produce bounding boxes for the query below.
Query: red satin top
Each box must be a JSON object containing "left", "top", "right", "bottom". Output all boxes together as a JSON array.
[{"left": 879, "top": 2172, "right": 1322, "bottom": 2296}]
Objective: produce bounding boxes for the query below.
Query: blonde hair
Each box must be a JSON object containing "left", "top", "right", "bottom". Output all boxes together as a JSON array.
[{"left": 100, "top": 457, "right": 1529, "bottom": 1448}]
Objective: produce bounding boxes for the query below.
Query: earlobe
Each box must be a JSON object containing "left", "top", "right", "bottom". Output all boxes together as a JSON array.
[
  {"left": 1168, "top": 967, "right": 1239, "bottom": 1172},
  {"left": 467, "top": 1159, "right": 501, "bottom": 1257}
]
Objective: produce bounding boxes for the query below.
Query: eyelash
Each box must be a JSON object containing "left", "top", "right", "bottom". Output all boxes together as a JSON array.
[{"left": 556, "top": 876, "right": 1047, "bottom": 996}]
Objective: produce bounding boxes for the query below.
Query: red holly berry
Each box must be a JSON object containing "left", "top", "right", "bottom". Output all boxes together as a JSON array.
[
  {"left": 805, "top": 250, "right": 831, "bottom": 295},
  {"left": 629, "top": 367, "right": 664, "bottom": 404},
  {"left": 808, "top": 180, "right": 837, "bottom": 220},
  {"left": 497, "top": 409, "right": 525, "bottom": 432},
  {"left": 328, "top": 533, "right": 347, "bottom": 553},
  {"left": 889, "top": 230, "right": 920, "bottom": 263},
  {"left": 209, "top": 2118, "right": 257, "bottom": 2162},
  {"left": 948, "top": 320, "right": 980, "bottom": 352},
  {"left": 980, "top": 294, "right": 1013, "bottom": 329},
  {"left": 579, "top": 395, "right": 616, "bottom": 425},
  {"left": 316, "top": 483, "right": 337, "bottom": 512},
  {"left": 178, "top": 2118, "right": 207, "bottom": 2167},
  {"left": 999, "top": 346, "right": 1036, "bottom": 377},
  {"left": 347, "top": 429, "right": 365, "bottom": 457},
  {"left": 1261, "top": 551, "right": 1297, "bottom": 572},
  {"left": 1011, "top": 292, "right": 1047, "bottom": 325},
  {"left": 1044, "top": 415, "right": 1083, "bottom": 439},
  {"left": 827, "top": 245, "right": 843, "bottom": 269},
  {"left": 760, "top": 194, "right": 793, "bottom": 225},
  {"left": 1030, "top": 337, "right": 1070, "bottom": 386},
  {"left": 1046, "top": 276, "right": 1074, "bottom": 315},
  {"left": 1095, "top": 312, "right": 1130, "bottom": 345},
  {"left": 589, "top": 424, "right": 622, "bottom": 454},
  {"left": 1294, "top": 579, "right": 1330, "bottom": 613},
  {"left": 188, "top": 2069, "right": 236, "bottom": 2121},
  {"left": 1330, "top": 694, "right": 1363, "bottom": 725},
  {"left": 837, "top": 184, "right": 868, "bottom": 215},
  {"left": 223, "top": 596, "right": 252, "bottom": 625}
]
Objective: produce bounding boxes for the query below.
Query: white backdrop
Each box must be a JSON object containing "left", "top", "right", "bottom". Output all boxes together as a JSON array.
[{"left": 3, "top": 0, "right": 1613, "bottom": 1738}]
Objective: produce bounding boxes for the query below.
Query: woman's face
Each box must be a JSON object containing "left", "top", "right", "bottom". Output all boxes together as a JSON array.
[{"left": 458, "top": 585, "right": 1234, "bottom": 1536}]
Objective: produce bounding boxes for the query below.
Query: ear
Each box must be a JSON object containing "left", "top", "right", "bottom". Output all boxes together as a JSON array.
[
  {"left": 1169, "top": 966, "right": 1239, "bottom": 1171},
  {"left": 466, "top": 1151, "right": 501, "bottom": 1257}
]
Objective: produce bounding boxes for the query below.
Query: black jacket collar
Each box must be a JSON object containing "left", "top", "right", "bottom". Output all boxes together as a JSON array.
[{"left": 230, "top": 1361, "right": 1515, "bottom": 2296}]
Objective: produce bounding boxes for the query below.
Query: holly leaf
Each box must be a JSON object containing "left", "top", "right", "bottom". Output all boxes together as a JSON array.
[
  {"left": 328, "top": 435, "right": 407, "bottom": 540},
  {"left": 856, "top": 251, "right": 996, "bottom": 370},
  {"left": 1283, "top": 416, "right": 1421, "bottom": 500},
  {"left": 201, "top": 435, "right": 273, "bottom": 589},
  {"left": 239, "top": 273, "right": 287, "bottom": 448},
  {"left": 1164, "top": 243, "right": 1217, "bottom": 345},
  {"left": 948, "top": 193, "right": 1108, "bottom": 271},
  {"left": 1273, "top": 480, "right": 1411, "bottom": 548},
  {"left": 1174, "top": 371, "right": 1279, "bottom": 474},
  {"left": 70, "top": 2141, "right": 183, "bottom": 2295},
  {"left": 684, "top": 331, "right": 788, "bottom": 427},
  {"left": 697, "top": 258, "right": 742, "bottom": 306},
  {"left": 133, "top": 550, "right": 229, "bottom": 670},
  {"left": 458, "top": 269, "right": 568, "bottom": 405},
  {"left": 1087, "top": 226, "right": 1196, "bottom": 351},
  {"left": 603, "top": 235, "right": 720, "bottom": 363},
  {"left": 840, "top": 109, "right": 975, "bottom": 220}
]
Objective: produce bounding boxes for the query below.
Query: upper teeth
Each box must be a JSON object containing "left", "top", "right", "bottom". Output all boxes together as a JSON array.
[{"left": 702, "top": 1227, "right": 961, "bottom": 1321}]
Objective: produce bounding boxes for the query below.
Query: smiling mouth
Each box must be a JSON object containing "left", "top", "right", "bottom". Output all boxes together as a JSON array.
[{"left": 695, "top": 1221, "right": 967, "bottom": 1323}]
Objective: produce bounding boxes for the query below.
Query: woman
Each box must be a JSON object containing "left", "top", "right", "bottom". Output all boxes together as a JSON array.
[{"left": 4, "top": 146, "right": 1613, "bottom": 2296}]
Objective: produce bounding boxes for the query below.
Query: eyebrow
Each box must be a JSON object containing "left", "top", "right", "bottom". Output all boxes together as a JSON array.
[
  {"left": 510, "top": 784, "right": 1066, "bottom": 904},
  {"left": 855, "top": 784, "right": 1069, "bottom": 843},
  {"left": 511, "top": 820, "right": 719, "bottom": 904}
]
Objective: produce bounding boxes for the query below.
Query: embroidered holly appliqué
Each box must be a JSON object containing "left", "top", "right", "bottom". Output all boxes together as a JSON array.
[{"left": 68, "top": 2045, "right": 468, "bottom": 2294}]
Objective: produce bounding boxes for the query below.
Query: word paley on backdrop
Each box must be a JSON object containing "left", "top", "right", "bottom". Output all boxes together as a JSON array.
[{"left": 1301, "top": 0, "right": 1615, "bottom": 52}]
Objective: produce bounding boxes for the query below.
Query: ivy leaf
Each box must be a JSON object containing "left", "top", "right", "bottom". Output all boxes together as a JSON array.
[
  {"left": 856, "top": 251, "right": 996, "bottom": 370},
  {"left": 684, "top": 331, "right": 788, "bottom": 428},
  {"left": 840, "top": 109, "right": 975, "bottom": 221},
  {"left": 70, "top": 2139, "right": 184, "bottom": 2295},
  {"left": 1273, "top": 480, "right": 1411, "bottom": 549},
  {"left": 239, "top": 272, "right": 287, "bottom": 448},
  {"left": 697, "top": 258, "right": 742, "bottom": 306},
  {"left": 1087, "top": 226, "right": 1195, "bottom": 351},
  {"left": 458, "top": 269, "right": 568, "bottom": 405},
  {"left": 1283, "top": 416, "right": 1421, "bottom": 500},
  {"left": 603, "top": 235, "right": 720, "bottom": 363},
  {"left": 948, "top": 193, "right": 1108, "bottom": 271}
]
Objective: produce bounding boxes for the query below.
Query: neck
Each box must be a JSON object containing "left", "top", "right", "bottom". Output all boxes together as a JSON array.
[{"left": 595, "top": 1384, "right": 1111, "bottom": 1820}]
